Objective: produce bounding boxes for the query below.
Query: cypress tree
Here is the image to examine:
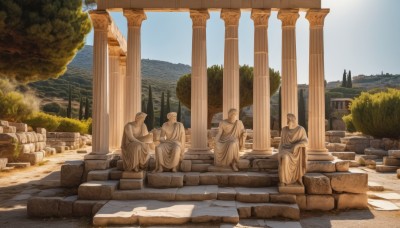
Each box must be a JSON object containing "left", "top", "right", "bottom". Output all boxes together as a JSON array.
[
  {"left": 145, "top": 85, "right": 154, "bottom": 130},
  {"left": 342, "top": 70, "right": 347, "bottom": 87},
  {"left": 166, "top": 90, "right": 171, "bottom": 115},
  {"left": 160, "top": 92, "right": 165, "bottom": 126},
  {"left": 347, "top": 70, "right": 353, "bottom": 88},
  {"left": 84, "top": 97, "right": 90, "bottom": 119},
  {"left": 298, "top": 89, "right": 307, "bottom": 131},
  {"left": 278, "top": 87, "right": 282, "bottom": 131},
  {"left": 79, "top": 96, "right": 84, "bottom": 120},
  {"left": 177, "top": 101, "right": 182, "bottom": 122},
  {"left": 142, "top": 99, "right": 147, "bottom": 113},
  {"left": 67, "top": 83, "right": 72, "bottom": 118}
]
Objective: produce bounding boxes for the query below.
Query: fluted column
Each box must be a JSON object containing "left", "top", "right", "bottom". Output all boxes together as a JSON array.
[
  {"left": 123, "top": 9, "right": 146, "bottom": 124},
  {"left": 221, "top": 9, "right": 240, "bottom": 118},
  {"left": 278, "top": 9, "right": 299, "bottom": 128},
  {"left": 251, "top": 9, "right": 273, "bottom": 155},
  {"left": 89, "top": 11, "right": 110, "bottom": 155},
  {"left": 108, "top": 46, "right": 123, "bottom": 150},
  {"left": 306, "top": 9, "right": 333, "bottom": 161},
  {"left": 189, "top": 10, "right": 210, "bottom": 152}
]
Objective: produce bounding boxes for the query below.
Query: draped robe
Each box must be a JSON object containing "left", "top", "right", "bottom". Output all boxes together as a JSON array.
[
  {"left": 155, "top": 122, "right": 186, "bottom": 170},
  {"left": 214, "top": 120, "right": 245, "bottom": 167},
  {"left": 121, "top": 122, "right": 151, "bottom": 171},
  {"left": 278, "top": 126, "right": 308, "bottom": 185}
]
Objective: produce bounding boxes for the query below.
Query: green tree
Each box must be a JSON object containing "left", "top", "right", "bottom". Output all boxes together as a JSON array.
[
  {"left": 78, "top": 96, "right": 84, "bottom": 120},
  {"left": 0, "top": 0, "right": 91, "bottom": 83},
  {"left": 298, "top": 89, "right": 306, "bottom": 130},
  {"left": 66, "top": 83, "right": 72, "bottom": 118},
  {"left": 342, "top": 70, "right": 347, "bottom": 87},
  {"left": 278, "top": 87, "right": 282, "bottom": 131},
  {"left": 347, "top": 70, "right": 353, "bottom": 88},
  {"left": 84, "top": 97, "right": 90, "bottom": 119},
  {"left": 145, "top": 85, "right": 154, "bottom": 130},
  {"left": 142, "top": 99, "right": 146, "bottom": 113},
  {"left": 176, "top": 65, "right": 281, "bottom": 128},
  {"left": 159, "top": 92, "right": 165, "bottom": 126},
  {"left": 177, "top": 101, "right": 182, "bottom": 122},
  {"left": 166, "top": 90, "right": 171, "bottom": 115}
]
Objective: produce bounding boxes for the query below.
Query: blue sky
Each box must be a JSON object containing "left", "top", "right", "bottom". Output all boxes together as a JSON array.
[{"left": 85, "top": 0, "right": 400, "bottom": 84}]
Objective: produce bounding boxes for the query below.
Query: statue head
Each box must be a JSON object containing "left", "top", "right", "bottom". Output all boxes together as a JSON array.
[
  {"left": 167, "top": 112, "right": 178, "bottom": 123},
  {"left": 135, "top": 112, "right": 147, "bottom": 123},
  {"left": 228, "top": 108, "right": 238, "bottom": 122},
  {"left": 287, "top": 113, "right": 298, "bottom": 129}
]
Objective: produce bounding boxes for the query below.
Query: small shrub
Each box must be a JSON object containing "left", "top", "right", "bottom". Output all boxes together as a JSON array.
[
  {"left": 57, "top": 117, "right": 89, "bottom": 135},
  {"left": 24, "top": 112, "right": 60, "bottom": 131},
  {"left": 342, "top": 114, "right": 356, "bottom": 133}
]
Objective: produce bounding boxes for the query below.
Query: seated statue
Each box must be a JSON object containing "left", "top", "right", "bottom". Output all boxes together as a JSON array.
[
  {"left": 121, "top": 112, "right": 153, "bottom": 172},
  {"left": 214, "top": 108, "right": 247, "bottom": 171},
  {"left": 278, "top": 113, "right": 308, "bottom": 185},
  {"left": 154, "top": 112, "right": 186, "bottom": 172}
]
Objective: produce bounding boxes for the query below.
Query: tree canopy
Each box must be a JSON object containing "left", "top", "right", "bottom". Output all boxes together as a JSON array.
[
  {"left": 0, "top": 0, "right": 91, "bottom": 83},
  {"left": 176, "top": 65, "right": 281, "bottom": 127}
]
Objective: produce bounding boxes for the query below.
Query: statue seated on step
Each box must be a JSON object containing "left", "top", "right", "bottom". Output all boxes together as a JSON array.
[
  {"left": 278, "top": 113, "right": 308, "bottom": 186},
  {"left": 154, "top": 112, "right": 186, "bottom": 173},
  {"left": 214, "top": 108, "right": 247, "bottom": 172},
  {"left": 121, "top": 112, "right": 153, "bottom": 172}
]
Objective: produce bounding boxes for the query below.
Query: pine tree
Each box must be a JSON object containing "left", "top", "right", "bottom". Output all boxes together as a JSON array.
[
  {"left": 298, "top": 89, "right": 307, "bottom": 131},
  {"left": 278, "top": 87, "right": 282, "bottom": 131},
  {"left": 84, "top": 97, "right": 90, "bottom": 120},
  {"left": 67, "top": 83, "right": 72, "bottom": 118},
  {"left": 79, "top": 96, "right": 84, "bottom": 120},
  {"left": 160, "top": 92, "right": 165, "bottom": 126},
  {"left": 177, "top": 101, "right": 182, "bottom": 122},
  {"left": 342, "top": 70, "right": 347, "bottom": 87},
  {"left": 347, "top": 70, "right": 353, "bottom": 88},
  {"left": 166, "top": 90, "right": 171, "bottom": 115},
  {"left": 145, "top": 85, "right": 154, "bottom": 130}
]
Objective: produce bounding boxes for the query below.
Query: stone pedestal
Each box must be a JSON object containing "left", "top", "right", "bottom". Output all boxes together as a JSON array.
[
  {"left": 305, "top": 9, "right": 333, "bottom": 161},
  {"left": 221, "top": 9, "right": 240, "bottom": 119},
  {"left": 250, "top": 9, "right": 273, "bottom": 155},
  {"left": 278, "top": 9, "right": 299, "bottom": 128},
  {"left": 189, "top": 10, "right": 210, "bottom": 153},
  {"left": 123, "top": 9, "right": 146, "bottom": 124}
]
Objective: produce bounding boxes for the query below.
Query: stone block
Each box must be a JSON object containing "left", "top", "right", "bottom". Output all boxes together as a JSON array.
[
  {"left": 389, "top": 150, "right": 400, "bottom": 158},
  {"left": 0, "top": 158, "right": 8, "bottom": 170},
  {"left": 382, "top": 138, "right": 398, "bottom": 150},
  {"left": 383, "top": 156, "right": 400, "bottom": 166},
  {"left": 184, "top": 173, "right": 200, "bottom": 186},
  {"left": 252, "top": 159, "right": 278, "bottom": 169},
  {"left": 303, "top": 173, "right": 332, "bottom": 195},
  {"left": 3, "top": 126, "right": 16, "bottom": 133},
  {"left": 78, "top": 181, "right": 118, "bottom": 200},
  {"left": 61, "top": 160, "right": 84, "bottom": 187},
  {"left": 84, "top": 160, "right": 109, "bottom": 171},
  {"left": 147, "top": 172, "right": 184, "bottom": 188},
  {"left": 235, "top": 187, "right": 271, "bottom": 203},
  {"left": 324, "top": 171, "right": 368, "bottom": 194},
  {"left": 368, "top": 182, "right": 384, "bottom": 192},
  {"left": 270, "top": 194, "right": 296, "bottom": 204},
  {"left": 8, "top": 122, "right": 27, "bottom": 132},
  {"left": 252, "top": 203, "right": 300, "bottom": 220},
  {"left": 0, "top": 126, "right": 3, "bottom": 133},
  {"left": 364, "top": 148, "right": 388, "bottom": 158},
  {"left": 20, "top": 151, "right": 44, "bottom": 165},
  {"left": 227, "top": 173, "right": 272, "bottom": 187},
  {"left": 307, "top": 161, "right": 336, "bottom": 173},
  {"left": 370, "top": 139, "right": 383, "bottom": 149},
  {"left": 120, "top": 179, "right": 143, "bottom": 190},
  {"left": 191, "top": 163, "right": 211, "bottom": 172},
  {"left": 54, "top": 146, "right": 65, "bottom": 153},
  {"left": 109, "top": 169, "right": 122, "bottom": 180},
  {"left": 0, "top": 133, "right": 18, "bottom": 145},
  {"left": 335, "top": 193, "right": 368, "bottom": 210},
  {"left": 278, "top": 183, "right": 304, "bottom": 194},
  {"left": 36, "top": 127, "right": 46, "bottom": 134},
  {"left": 0, "top": 120, "right": 9, "bottom": 126},
  {"left": 296, "top": 194, "right": 307, "bottom": 210},
  {"left": 92, "top": 201, "right": 107, "bottom": 215},
  {"left": 331, "top": 152, "right": 356, "bottom": 160},
  {"left": 27, "top": 197, "right": 63, "bottom": 217},
  {"left": 358, "top": 155, "right": 378, "bottom": 165},
  {"left": 15, "top": 133, "right": 27, "bottom": 144},
  {"left": 73, "top": 200, "right": 99, "bottom": 217},
  {"left": 6, "top": 162, "right": 30, "bottom": 168},
  {"left": 217, "top": 187, "right": 236, "bottom": 200},
  {"left": 180, "top": 160, "right": 192, "bottom": 172},
  {"left": 121, "top": 171, "right": 144, "bottom": 179},
  {"left": 199, "top": 173, "right": 218, "bottom": 185},
  {"left": 349, "top": 161, "right": 359, "bottom": 167},
  {"left": 59, "top": 195, "right": 78, "bottom": 217},
  {"left": 376, "top": 165, "right": 398, "bottom": 173},
  {"left": 87, "top": 169, "right": 111, "bottom": 181},
  {"left": 238, "top": 159, "right": 250, "bottom": 169},
  {"left": 306, "top": 195, "right": 334, "bottom": 211},
  {"left": 335, "top": 160, "right": 350, "bottom": 172}
]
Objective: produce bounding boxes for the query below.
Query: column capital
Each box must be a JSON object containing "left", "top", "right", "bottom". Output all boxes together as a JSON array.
[
  {"left": 89, "top": 10, "right": 110, "bottom": 31},
  {"left": 123, "top": 9, "right": 147, "bottom": 27},
  {"left": 278, "top": 9, "right": 299, "bottom": 27},
  {"left": 220, "top": 9, "right": 241, "bottom": 26},
  {"left": 190, "top": 9, "right": 210, "bottom": 27},
  {"left": 251, "top": 9, "right": 271, "bottom": 26},
  {"left": 306, "top": 9, "right": 330, "bottom": 27},
  {"left": 108, "top": 45, "right": 121, "bottom": 56}
]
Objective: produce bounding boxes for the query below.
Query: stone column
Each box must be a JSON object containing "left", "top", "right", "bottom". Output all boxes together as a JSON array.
[
  {"left": 306, "top": 9, "right": 333, "bottom": 161},
  {"left": 278, "top": 9, "right": 299, "bottom": 128},
  {"left": 123, "top": 9, "right": 146, "bottom": 124},
  {"left": 221, "top": 9, "right": 241, "bottom": 119},
  {"left": 250, "top": 9, "right": 273, "bottom": 155},
  {"left": 189, "top": 10, "right": 210, "bottom": 152},
  {"left": 108, "top": 46, "right": 123, "bottom": 150},
  {"left": 89, "top": 11, "right": 110, "bottom": 156}
]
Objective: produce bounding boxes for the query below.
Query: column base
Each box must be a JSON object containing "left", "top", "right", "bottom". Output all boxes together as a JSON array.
[
  {"left": 186, "top": 148, "right": 213, "bottom": 155},
  {"left": 84, "top": 152, "right": 115, "bottom": 160},
  {"left": 307, "top": 149, "right": 334, "bottom": 161}
]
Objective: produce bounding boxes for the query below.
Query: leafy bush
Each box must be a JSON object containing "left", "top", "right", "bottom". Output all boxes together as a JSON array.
[
  {"left": 350, "top": 89, "right": 400, "bottom": 138},
  {"left": 342, "top": 114, "right": 356, "bottom": 133},
  {"left": 24, "top": 112, "right": 60, "bottom": 131},
  {"left": 42, "top": 102, "right": 61, "bottom": 114},
  {"left": 57, "top": 117, "right": 88, "bottom": 134},
  {"left": 0, "top": 91, "right": 35, "bottom": 122}
]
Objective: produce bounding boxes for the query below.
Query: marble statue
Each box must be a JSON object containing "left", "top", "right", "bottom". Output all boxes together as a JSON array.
[
  {"left": 121, "top": 112, "right": 153, "bottom": 172},
  {"left": 278, "top": 113, "right": 308, "bottom": 185},
  {"left": 154, "top": 112, "right": 186, "bottom": 172},
  {"left": 214, "top": 108, "right": 247, "bottom": 171}
]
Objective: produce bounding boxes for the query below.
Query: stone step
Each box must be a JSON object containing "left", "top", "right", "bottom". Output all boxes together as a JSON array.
[
  {"left": 383, "top": 156, "right": 400, "bottom": 166},
  {"left": 93, "top": 200, "right": 300, "bottom": 226},
  {"left": 6, "top": 162, "right": 30, "bottom": 168},
  {"left": 78, "top": 181, "right": 119, "bottom": 200},
  {"left": 119, "top": 179, "right": 143, "bottom": 190},
  {"left": 376, "top": 165, "right": 398, "bottom": 173},
  {"left": 364, "top": 148, "right": 388, "bottom": 158},
  {"left": 147, "top": 172, "right": 278, "bottom": 188},
  {"left": 87, "top": 169, "right": 111, "bottom": 181},
  {"left": 331, "top": 152, "right": 356, "bottom": 160}
]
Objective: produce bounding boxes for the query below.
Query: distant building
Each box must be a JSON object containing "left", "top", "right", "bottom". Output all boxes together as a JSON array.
[{"left": 330, "top": 98, "right": 352, "bottom": 115}]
